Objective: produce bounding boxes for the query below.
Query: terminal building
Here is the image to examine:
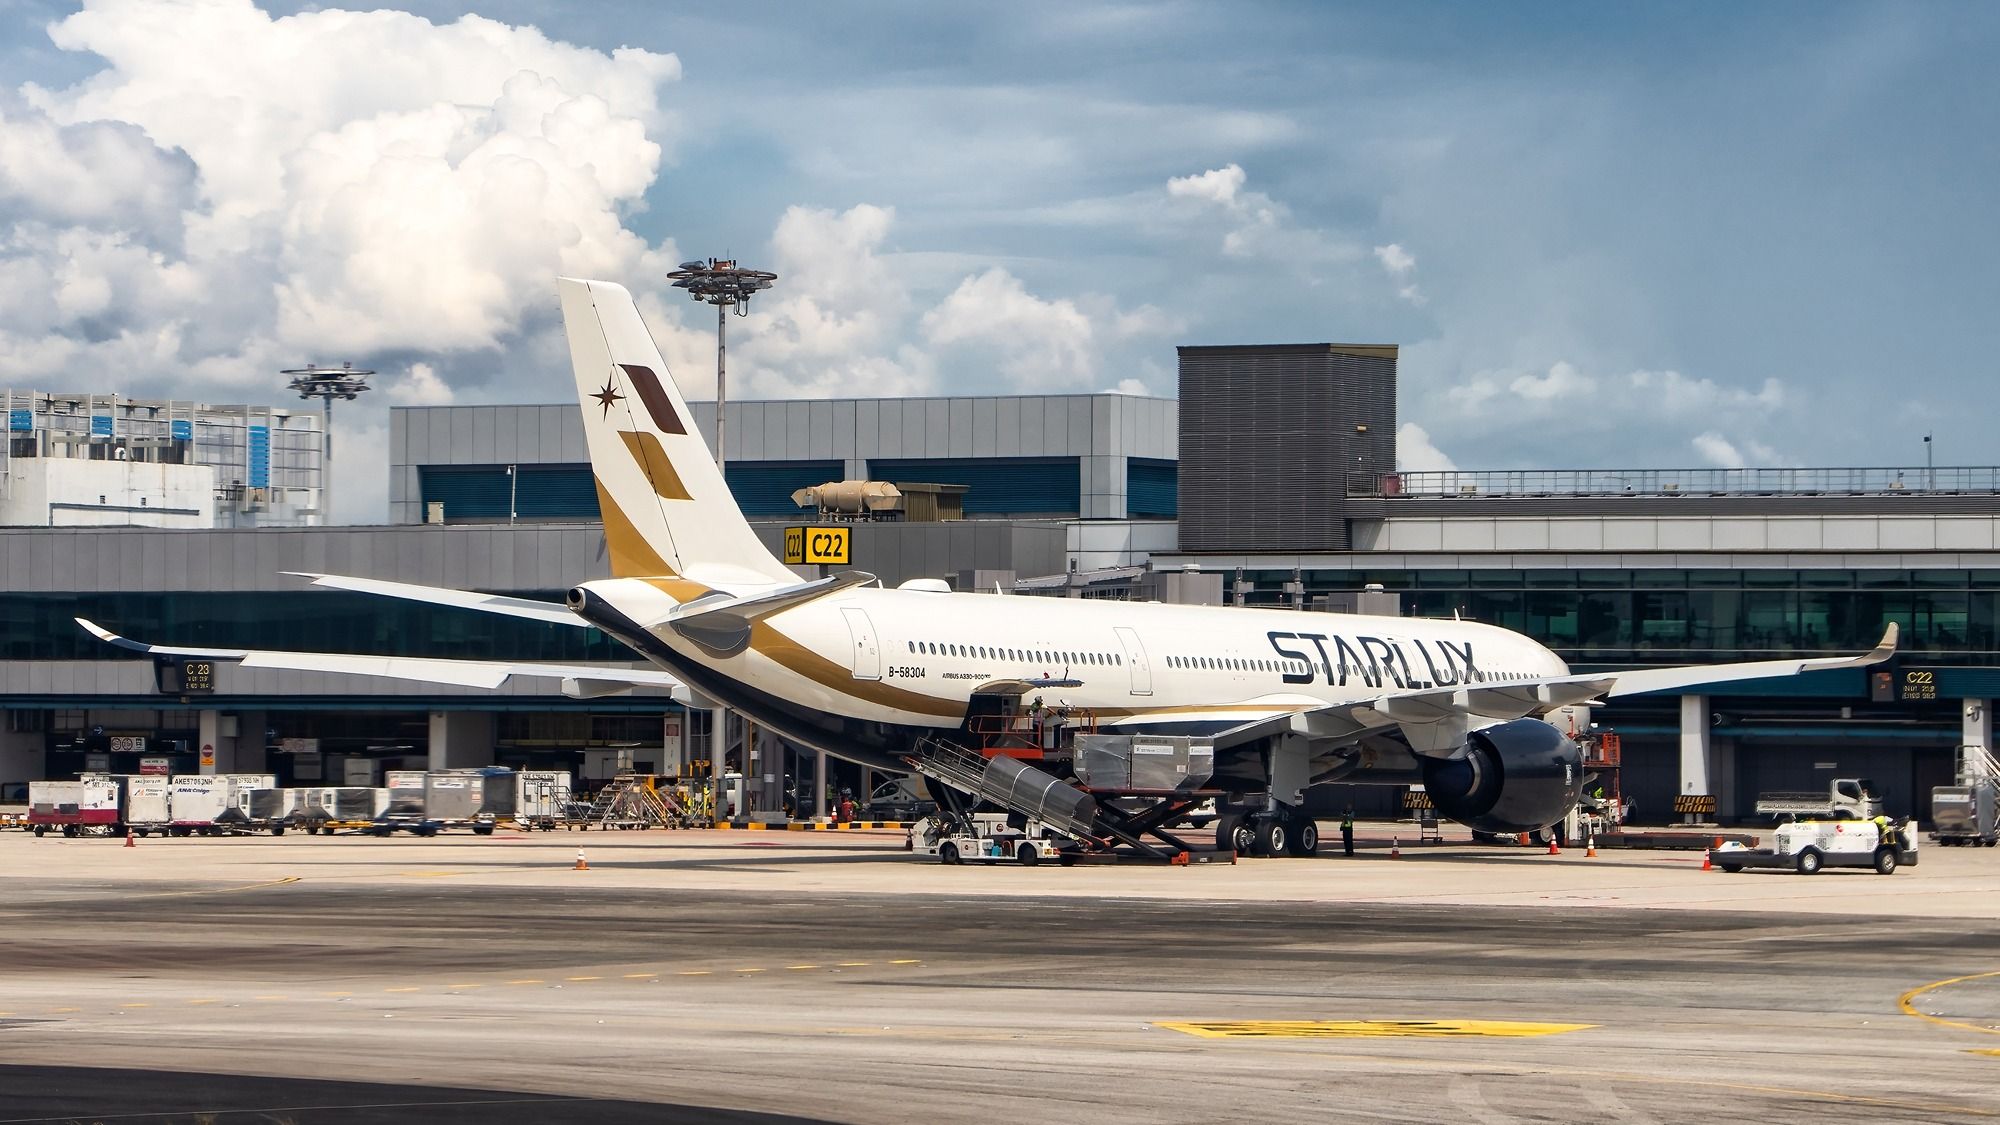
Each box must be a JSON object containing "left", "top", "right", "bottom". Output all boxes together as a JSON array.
[{"left": 3, "top": 352, "right": 1996, "bottom": 826}]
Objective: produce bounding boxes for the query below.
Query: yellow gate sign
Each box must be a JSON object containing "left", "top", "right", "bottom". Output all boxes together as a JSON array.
[{"left": 785, "top": 526, "right": 850, "bottom": 565}]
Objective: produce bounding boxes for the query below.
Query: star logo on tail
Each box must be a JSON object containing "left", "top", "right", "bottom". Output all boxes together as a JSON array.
[{"left": 592, "top": 378, "right": 625, "bottom": 419}]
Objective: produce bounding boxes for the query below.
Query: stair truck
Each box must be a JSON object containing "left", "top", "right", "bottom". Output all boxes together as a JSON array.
[
  {"left": 1713, "top": 816, "right": 1920, "bottom": 875},
  {"left": 911, "top": 810, "right": 1081, "bottom": 866},
  {"left": 28, "top": 777, "right": 123, "bottom": 837}
]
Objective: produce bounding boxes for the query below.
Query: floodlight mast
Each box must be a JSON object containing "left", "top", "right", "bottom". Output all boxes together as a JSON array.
[
  {"left": 281, "top": 362, "right": 373, "bottom": 525},
  {"left": 665, "top": 258, "right": 776, "bottom": 470}
]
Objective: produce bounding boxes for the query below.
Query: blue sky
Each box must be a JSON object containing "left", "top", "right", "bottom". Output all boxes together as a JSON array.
[{"left": 0, "top": 1, "right": 1994, "bottom": 518}]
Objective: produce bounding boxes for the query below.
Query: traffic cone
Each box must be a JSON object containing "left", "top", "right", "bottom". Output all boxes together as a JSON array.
[
  {"left": 573, "top": 848, "right": 589, "bottom": 871},
  {"left": 1701, "top": 848, "right": 1713, "bottom": 871},
  {"left": 124, "top": 828, "right": 135, "bottom": 849},
  {"left": 1390, "top": 836, "right": 1401, "bottom": 858},
  {"left": 1517, "top": 832, "right": 1530, "bottom": 846},
  {"left": 1585, "top": 833, "right": 1597, "bottom": 858},
  {"left": 1547, "top": 836, "right": 1560, "bottom": 855}
]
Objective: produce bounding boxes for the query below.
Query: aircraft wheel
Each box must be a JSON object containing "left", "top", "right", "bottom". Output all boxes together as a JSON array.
[
  {"left": 1216, "top": 814, "right": 1255, "bottom": 856},
  {"left": 1288, "top": 817, "right": 1320, "bottom": 857},
  {"left": 1255, "top": 817, "right": 1288, "bottom": 858}
]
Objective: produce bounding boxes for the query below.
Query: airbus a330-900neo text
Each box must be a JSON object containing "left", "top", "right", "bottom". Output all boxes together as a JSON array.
[{"left": 82, "top": 278, "right": 1897, "bottom": 852}]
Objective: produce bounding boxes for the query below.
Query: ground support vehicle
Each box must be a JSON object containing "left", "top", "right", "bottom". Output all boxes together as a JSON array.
[
  {"left": 166, "top": 774, "right": 277, "bottom": 836},
  {"left": 423, "top": 768, "right": 518, "bottom": 835},
  {"left": 1931, "top": 745, "right": 1999, "bottom": 847},
  {"left": 1755, "top": 778, "right": 1882, "bottom": 821},
  {"left": 910, "top": 810, "right": 1080, "bottom": 866},
  {"left": 124, "top": 776, "right": 172, "bottom": 837},
  {"left": 223, "top": 787, "right": 301, "bottom": 835},
  {"left": 372, "top": 770, "right": 440, "bottom": 836},
  {"left": 28, "top": 778, "right": 121, "bottom": 837},
  {"left": 514, "top": 770, "right": 573, "bottom": 830},
  {"left": 292, "top": 787, "right": 391, "bottom": 834},
  {"left": 1713, "top": 817, "right": 1919, "bottom": 874}
]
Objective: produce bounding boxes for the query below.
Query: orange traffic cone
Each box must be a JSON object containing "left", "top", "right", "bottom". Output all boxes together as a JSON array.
[
  {"left": 573, "top": 848, "right": 589, "bottom": 871},
  {"left": 1547, "top": 836, "right": 1560, "bottom": 855},
  {"left": 1390, "top": 836, "right": 1401, "bottom": 858},
  {"left": 124, "top": 828, "right": 135, "bottom": 849},
  {"left": 1585, "top": 834, "right": 1597, "bottom": 858},
  {"left": 1516, "top": 832, "right": 1530, "bottom": 846},
  {"left": 1701, "top": 848, "right": 1713, "bottom": 871}
]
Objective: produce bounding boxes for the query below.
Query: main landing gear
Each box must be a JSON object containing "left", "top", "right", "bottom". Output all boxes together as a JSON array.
[{"left": 1216, "top": 808, "right": 1320, "bottom": 857}]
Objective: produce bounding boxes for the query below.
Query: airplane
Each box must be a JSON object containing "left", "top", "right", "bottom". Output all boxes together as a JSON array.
[{"left": 81, "top": 277, "right": 1900, "bottom": 856}]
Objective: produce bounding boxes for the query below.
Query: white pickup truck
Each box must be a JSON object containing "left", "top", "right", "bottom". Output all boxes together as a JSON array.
[
  {"left": 1754, "top": 778, "right": 1883, "bottom": 821},
  {"left": 1714, "top": 817, "right": 1919, "bottom": 875}
]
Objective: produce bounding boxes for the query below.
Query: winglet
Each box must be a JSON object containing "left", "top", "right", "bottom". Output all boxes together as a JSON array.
[
  {"left": 1873, "top": 622, "right": 1899, "bottom": 661},
  {"left": 75, "top": 617, "right": 142, "bottom": 653}
]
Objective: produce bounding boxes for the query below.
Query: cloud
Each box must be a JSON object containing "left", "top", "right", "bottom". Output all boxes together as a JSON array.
[
  {"left": 0, "top": 0, "right": 685, "bottom": 521},
  {"left": 1166, "top": 163, "right": 1247, "bottom": 207},
  {"left": 1691, "top": 431, "right": 1784, "bottom": 469},
  {"left": 1372, "top": 242, "right": 1425, "bottom": 305},
  {"left": 386, "top": 362, "right": 454, "bottom": 406},
  {"left": 1396, "top": 422, "right": 1458, "bottom": 472}
]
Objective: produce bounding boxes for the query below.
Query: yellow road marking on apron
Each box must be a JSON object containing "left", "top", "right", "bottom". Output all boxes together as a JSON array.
[
  {"left": 1899, "top": 970, "right": 2000, "bottom": 1039},
  {"left": 1157, "top": 1019, "right": 1594, "bottom": 1039}
]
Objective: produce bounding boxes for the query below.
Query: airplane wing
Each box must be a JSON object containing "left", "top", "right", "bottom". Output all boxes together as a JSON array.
[
  {"left": 1124, "top": 625, "right": 1901, "bottom": 754},
  {"left": 283, "top": 572, "right": 584, "bottom": 626},
  {"left": 76, "top": 619, "right": 686, "bottom": 702}
]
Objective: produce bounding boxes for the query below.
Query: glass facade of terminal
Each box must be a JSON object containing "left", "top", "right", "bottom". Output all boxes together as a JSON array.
[
  {"left": 1240, "top": 568, "right": 1998, "bottom": 664},
  {"left": 7, "top": 568, "right": 1996, "bottom": 668}
]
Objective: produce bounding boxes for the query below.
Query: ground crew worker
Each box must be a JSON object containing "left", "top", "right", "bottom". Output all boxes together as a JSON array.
[{"left": 1341, "top": 809, "right": 1355, "bottom": 857}]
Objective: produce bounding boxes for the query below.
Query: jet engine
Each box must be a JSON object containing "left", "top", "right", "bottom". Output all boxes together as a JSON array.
[{"left": 1418, "top": 718, "right": 1584, "bottom": 834}]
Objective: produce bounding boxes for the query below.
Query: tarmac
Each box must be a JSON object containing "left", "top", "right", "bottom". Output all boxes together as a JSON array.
[{"left": 2, "top": 823, "right": 1997, "bottom": 1123}]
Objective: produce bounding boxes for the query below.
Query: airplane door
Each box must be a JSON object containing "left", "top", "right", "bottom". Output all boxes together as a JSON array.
[
  {"left": 1113, "top": 626, "right": 1152, "bottom": 696},
  {"left": 841, "top": 607, "right": 882, "bottom": 681}
]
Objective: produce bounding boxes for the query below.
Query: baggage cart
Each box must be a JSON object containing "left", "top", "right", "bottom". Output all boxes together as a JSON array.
[{"left": 28, "top": 778, "right": 122, "bottom": 837}]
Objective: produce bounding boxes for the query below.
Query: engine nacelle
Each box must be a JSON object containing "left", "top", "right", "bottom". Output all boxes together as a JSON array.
[{"left": 1418, "top": 718, "right": 1584, "bottom": 834}]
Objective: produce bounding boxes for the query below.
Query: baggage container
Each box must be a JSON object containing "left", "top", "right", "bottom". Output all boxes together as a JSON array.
[
  {"left": 28, "top": 778, "right": 122, "bottom": 837},
  {"left": 425, "top": 768, "right": 518, "bottom": 834},
  {"left": 169, "top": 776, "right": 232, "bottom": 834},
  {"left": 125, "top": 776, "right": 173, "bottom": 835},
  {"left": 1073, "top": 735, "right": 1215, "bottom": 792},
  {"left": 294, "top": 787, "right": 390, "bottom": 834},
  {"left": 515, "top": 770, "right": 573, "bottom": 830},
  {"left": 231, "top": 787, "right": 302, "bottom": 835}
]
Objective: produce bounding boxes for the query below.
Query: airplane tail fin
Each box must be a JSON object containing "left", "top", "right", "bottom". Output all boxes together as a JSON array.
[{"left": 557, "top": 277, "right": 793, "bottom": 589}]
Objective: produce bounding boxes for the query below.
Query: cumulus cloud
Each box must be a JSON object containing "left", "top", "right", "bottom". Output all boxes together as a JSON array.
[
  {"left": 1164, "top": 162, "right": 1358, "bottom": 266},
  {"left": 0, "top": 0, "right": 683, "bottom": 520},
  {"left": 1691, "top": 431, "right": 1784, "bottom": 469},
  {"left": 1396, "top": 422, "right": 1458, "bottom": 472},
  {"left": 1372, "top": 242, "right": 1425, "bottom": 305}
]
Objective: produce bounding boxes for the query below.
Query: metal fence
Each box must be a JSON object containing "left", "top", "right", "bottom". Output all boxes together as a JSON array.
[{"left": 1349, "top": 466, "right": 2000, "bottom": 499}]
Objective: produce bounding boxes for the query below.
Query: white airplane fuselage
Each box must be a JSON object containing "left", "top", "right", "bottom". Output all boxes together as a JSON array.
[{"left": 570, "top": 576, "right": 1568, "bottom": 770}]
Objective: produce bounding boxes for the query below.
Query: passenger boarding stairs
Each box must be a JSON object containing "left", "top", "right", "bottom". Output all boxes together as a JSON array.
[
  {"left": 582, "top": 773, "right": 687, "bottom": 830},
  {"left": 905, "top": 737, "right": 1210, "bottom": 858},
  {"left": 1959, "top": 744, "right": 2000, "bottom": 786}
]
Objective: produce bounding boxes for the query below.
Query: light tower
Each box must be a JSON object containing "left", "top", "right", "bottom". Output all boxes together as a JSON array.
[
  {"left": 282, "top": 362, "right": 373, "bottom": 524},
  {"left": 665, "top": 258, "right": 776, "bottom": 470}
]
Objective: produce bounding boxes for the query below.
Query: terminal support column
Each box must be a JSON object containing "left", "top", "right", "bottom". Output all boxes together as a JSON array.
[
  {"left": 1963, "top": 698, "right": 1992, "bottom": 755},
  {"left": 1679, "top": 695, "right": 1712, "bottom": 822},
  {"left": 427, "top": 711, "right": 495, "bottom": 770}
]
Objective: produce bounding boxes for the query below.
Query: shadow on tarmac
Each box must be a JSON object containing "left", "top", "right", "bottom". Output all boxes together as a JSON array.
[{"left": 0, "top": 1065, "right": 834, "bottom": 1125}]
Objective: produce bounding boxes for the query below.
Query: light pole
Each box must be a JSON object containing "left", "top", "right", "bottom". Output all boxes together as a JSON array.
[
  {"left": 281, "top": 363, "right": 373, "bottom": 524},
  {"left": 1924, "top": 432, "right": 1935, "bottom": 491},
  {"left": 665, "top": 258, "right": 776, "bottom": 471}
]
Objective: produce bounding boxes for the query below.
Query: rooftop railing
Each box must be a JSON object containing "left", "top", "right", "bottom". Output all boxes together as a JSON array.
[{"left": 1348, "top": 467, "right": 2000, "bottom": 499}]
